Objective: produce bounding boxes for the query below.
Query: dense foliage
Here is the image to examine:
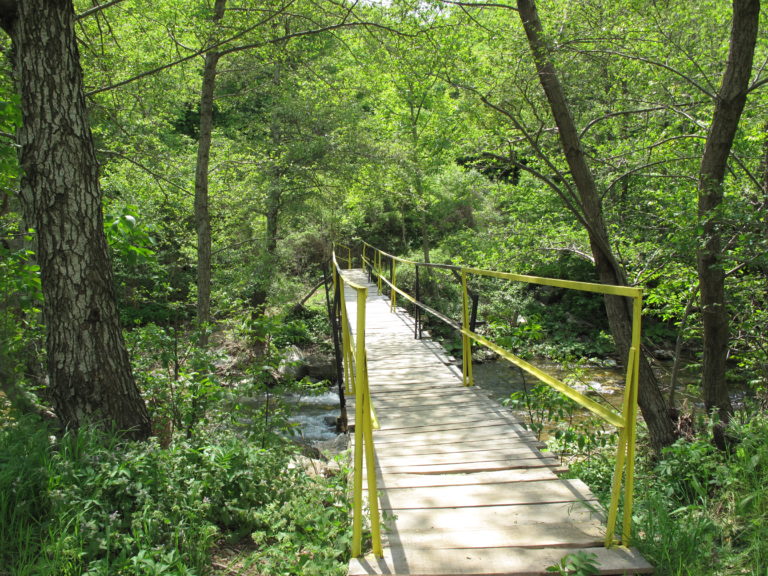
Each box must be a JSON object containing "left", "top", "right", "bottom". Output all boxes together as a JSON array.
[
  {"left": 1, "top": 0, "right": 767, "bottom": 573},
  {"left": 0, "top": 415, "right": 350, "bottom": 576}
]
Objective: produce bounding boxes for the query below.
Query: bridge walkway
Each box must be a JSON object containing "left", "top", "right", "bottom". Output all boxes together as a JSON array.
[{"left": 341, "top": 269, "right": 653, "bottom": 576}]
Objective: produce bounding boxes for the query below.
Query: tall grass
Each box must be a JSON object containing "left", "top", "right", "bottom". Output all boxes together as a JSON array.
[{"left": 0, "top": 417, "right": 51, "bottom": 575}]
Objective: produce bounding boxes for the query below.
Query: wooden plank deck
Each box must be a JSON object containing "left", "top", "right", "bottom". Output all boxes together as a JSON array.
[{"left": 341, "top": 269, "right": 653, "bottom": 576}]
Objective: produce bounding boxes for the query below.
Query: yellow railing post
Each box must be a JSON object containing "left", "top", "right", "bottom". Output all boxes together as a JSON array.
[
  {"left": 351, "top": 358, "right": 364, "bottom": 553},
  {"left": 390, "top": 258, "right": 398, "bottom": 311},
  {"left": 603, "top": 290, "right": 642, "bottom": 547},
  {"left": 337, "top": 262, "right": 354, "bottom": 396},
  {"left": 605, "top": 348, "right": 632, "bottom": 547},
  {"left": 333, "top": 246, "right": 381, "bottom": 559},
  {"left": 460, "top": 269, "right": 474, "bottom": 387},
  {"left": 623, "top": 294, "right": 642, "bottom": 545},
  {"left": 376, "top": 250, "right": 383, "bottom": 294},
  {"left": 355, "top": 286, "right": 382, "bottom": 557}
]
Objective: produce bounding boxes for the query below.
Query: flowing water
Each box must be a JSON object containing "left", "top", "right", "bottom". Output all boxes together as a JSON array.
[
  {"left": 285, "top": 390, "right": 341, "bottom": 441},
  {"left": 285, "top": 355, "right": 722, "bottom": 442},
  {"left": 285, "top": 359, "right": 628, "bottom": 442},
  {"left": 471, "top": 358, "right": 626, "bottom": 410}
]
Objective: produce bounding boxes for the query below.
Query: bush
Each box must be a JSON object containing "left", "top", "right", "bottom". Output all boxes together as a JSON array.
[
  {"left": 510, "top": 377, "right": 768, "bottom": 576},
  {"left": 0, "top": 418, "right": 351, "bottom": 576},
  {"left": 570, "top": 408, "right": 768, "bottom": 576}
]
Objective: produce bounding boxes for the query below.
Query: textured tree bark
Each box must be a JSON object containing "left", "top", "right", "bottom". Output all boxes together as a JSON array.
[
  {"left": 194, "top": 0, "right": 227, "bottom": 346},
  {"left": 517, "top": 0, "right": 676, "bottom": 452},
  {"left": 696, "top": 0, "right": 759, "bottom": 436},
  {"left": 1, "top": 0, "right": 150, "bottom": 439}
]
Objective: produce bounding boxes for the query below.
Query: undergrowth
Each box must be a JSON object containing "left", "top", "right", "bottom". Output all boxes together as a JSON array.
[
  {"left": 548, "top": 405, "right": 768, "bottom": 576},
  {"left": 0, "top": 415, "right": 350, "bottom": 576}
]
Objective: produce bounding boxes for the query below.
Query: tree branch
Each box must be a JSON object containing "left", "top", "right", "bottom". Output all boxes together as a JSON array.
[
  {"left": 86, "top": 5, "right": 292, "bottom": 96},
  {"left": 76, "top": 0, "right": 127, "bottom": 20},
  {"left": 455, "top": 80, "right": 592, "bottom": 231},
  {"left": 601, "top": 156, "right": 700, "bottom": 200},
  {"left": 86, "top": 13, "right": 411, "bottom": 97},
  {"left": 539, "top": 244, "right": 595, "bottom": 264},
  {"left": 97, "top": 148, "right": 193, "bottom": 196},
  {"left": 581, "top": 49, "right": 717, "bottom": 100},
  {"left": 579, "top": 106, "right": 669, "bottom": 139},
  {"left": 219, "top": 20, "right": 414, "bottom": 57},
  {"left": 439, "top": 0, "right": 518, "bottom": 10}
]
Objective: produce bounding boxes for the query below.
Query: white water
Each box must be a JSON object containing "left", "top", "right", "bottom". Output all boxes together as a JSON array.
[{"left": 286, "top": 390, "right": 341, "bottom": 441}]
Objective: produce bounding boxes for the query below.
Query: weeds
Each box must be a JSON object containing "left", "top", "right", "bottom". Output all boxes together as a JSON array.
[
  {"left": 507, "top": 374, "right": 768, "bottom": 576},
  {"left": 0, "top": 414, "right": 350, "bottom": 576},
  {"left": 545, "top": 550, "right": 599, "bottom": 575}
]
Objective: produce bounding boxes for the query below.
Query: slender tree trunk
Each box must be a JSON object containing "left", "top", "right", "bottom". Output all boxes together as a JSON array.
[
  {"left": 421, "top": 213, "right": 431, "bottom": 264},
  {"left": 415, "top": 177, "right": 431, "bottom": 264},
  {"left": 763, "top": 121, "right": 768, "bottom": 207},
  {"left": 265, "top": 182, "right": 280, "bottom": 257},
  {"left": 696, "top": 0, "right": 759, "bottom": 433},
  {"left": 1, "top": 0, "right": 150, "bottom": 439},
  {"left": 409, "top": 108, "right": 431, "bottom": 264},
  {"left": 517, "top": 0, "right": 676, "bottom": 452},
  {"left": 194, "top": 0, "right": 227, "bottom": 346}
]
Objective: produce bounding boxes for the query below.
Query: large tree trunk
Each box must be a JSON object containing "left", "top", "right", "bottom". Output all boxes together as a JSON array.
[
  {"left": 1, "top": 0, "right": 150, "bottom": 440},
  {"left": 517, "top": 0, "right": 676, "bottom": 452},
  {"left": 194, "top": 0, "right": 227, "bottom": 346},
  {"left": 696, "top": 0, "right": 759, "bottom": 434}
]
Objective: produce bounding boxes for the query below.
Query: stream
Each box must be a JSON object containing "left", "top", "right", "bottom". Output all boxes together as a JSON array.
[
  {"left": 286, "top": 354, "right": 721, "bottom": 443},
  {"left": 472, "top": 359, "right": 624, "bottom": 404},
  {"left": 286, "top": 358, "right": 630, "bottom": 442},
  {"left": 285, "top": 390, "right": 342, "bottom": 441}
]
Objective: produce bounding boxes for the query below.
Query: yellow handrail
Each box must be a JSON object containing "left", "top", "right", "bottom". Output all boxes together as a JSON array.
[
  {"left": 333, "top": 242, "right": 353, "bottom": 269},
  {"left": 331, "top": 252, "right": 382, "bottom": 559},
  {"left": 359, "top": 241, "right": 641, "bottom": 548}
]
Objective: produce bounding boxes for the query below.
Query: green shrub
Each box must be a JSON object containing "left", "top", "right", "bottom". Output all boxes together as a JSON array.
[{"left": 0, "top": 417, "right": 351, "bottom": 576}]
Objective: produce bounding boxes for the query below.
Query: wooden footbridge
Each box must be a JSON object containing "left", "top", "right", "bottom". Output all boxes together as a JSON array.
[{"left": 331, "top": 244, "right": 653, "bottom": 575}]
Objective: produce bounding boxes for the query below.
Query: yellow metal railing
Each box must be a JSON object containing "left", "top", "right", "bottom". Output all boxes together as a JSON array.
[
  {"left": 360, "top": 241, "right": 641, "bottom": 548},
  {"left": 331, "top": 251, "right": 382, "bottom": 558},
  {"left": 333, "top": 242, "right": 353, "bottom": 270}
]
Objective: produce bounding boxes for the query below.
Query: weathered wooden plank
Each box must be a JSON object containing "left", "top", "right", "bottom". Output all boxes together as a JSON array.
[
  {"left": 349, "top": 545, "right": 654, "bottom": 576},
  {"left": 375, "top": 446, "right": 559, "bottom": 467},
  {"left": 376, "top": 459, "right": 564, "bottom": 476},
  {"left": 373, "top": 438, "right": 547, "bottom": 457},
  {"left": 377, "top": 479, "right": 595, "bottom": 510},
  {"left": 376, "top": 413, "right": 518, "bottom": 432},
  {"left": 377, "top": 501, "right": 604, "bottom": 533},
  {"left": 370, "top": 424, "right": 539, "bottom": 446},
  {"left": 371, "top": 393, "right": 505, "bottom": 409},
  {"left": 370, "top": 469, "right": 561, "bottom": 489},
  {"left": 378, "top": 453, "right": 560, "bottom": 474},
  {"left": 381, "top": 521, "right": 607, "bottom": 550},
  {"left": 371, "top": 400, "right": 503, "bottom": 418},
  {"left": 363, "top": 389, "right": 469, "bottom": 402},
  {"left": 371, "top": 419, "right": 531, "bottom": 436}
]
